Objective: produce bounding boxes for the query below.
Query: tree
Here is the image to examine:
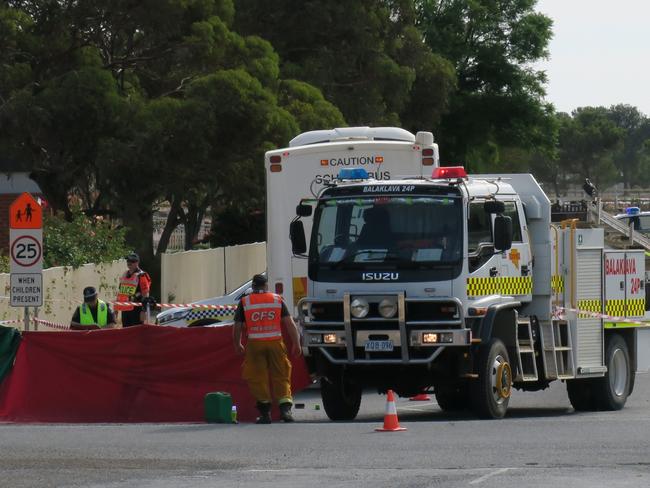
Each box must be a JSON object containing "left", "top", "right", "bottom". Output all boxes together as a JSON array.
[
  {"left": 557, "top": 108, "right": 623, "bottom": 190},
  {"left": 0, "top": 0, "right": 346, "bottom": 276},
  {"left": 606, "top": 104, "right": 650, "bottom": 188},
  {"left": 416, "top": 0, "right": 555, "bottom": 164},
  {"left": 233, "top": 0, "right": 456, "bottom": 129}
]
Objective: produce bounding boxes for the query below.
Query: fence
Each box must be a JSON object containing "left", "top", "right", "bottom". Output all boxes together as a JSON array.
[
  {"left": 161, "top": 242, "right": 267, "bottom": 304},
  {"left": 0, "top": 260, "right": 124, "bottom": 331}
]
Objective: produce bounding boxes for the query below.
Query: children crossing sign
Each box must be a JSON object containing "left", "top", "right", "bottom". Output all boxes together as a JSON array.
[{"left": 9, "top": 193, "right": 43, "bottom": 307}]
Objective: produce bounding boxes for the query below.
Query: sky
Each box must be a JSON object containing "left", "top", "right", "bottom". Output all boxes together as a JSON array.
[{"left": 534, "top": 0, "right": 650, "bottom": 115}]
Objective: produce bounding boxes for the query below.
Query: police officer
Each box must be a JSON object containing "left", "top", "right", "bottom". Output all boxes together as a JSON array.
[
  {"left": 70, "top": 287, "right": 116, "bottom": 330},
  {"left": 233, "top": 274, "right": 302, "bottom": 424},
  {"left": 114, "top": 253, "right": 152, "bottom": 327}
]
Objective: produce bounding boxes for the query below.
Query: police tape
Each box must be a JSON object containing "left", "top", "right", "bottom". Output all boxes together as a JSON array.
[
  {"left": 0, "top": 296, "right": 237, "bottom": 310},
  {"left": 0, "top": 319, "right": 26, "bottom": 325},
  {"left": 32, "top": 318, "right": 71, "bottom": 330},
  {"left": 554, "top": 306, "right": 650, "bottom": 326},
  {"left": 112, "top": 301, "right": 237, "bottom": 310}
]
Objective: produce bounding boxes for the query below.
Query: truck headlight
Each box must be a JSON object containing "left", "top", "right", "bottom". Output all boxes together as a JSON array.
[
  {"left": 422, "top": 333, "right": 438, "bottom": 344},
  {"left": 323, "top": 333, "right": 337, "bottom": 344},
  {"left": 378, "top": 298, "right": 397, "bottom": 318},
  {"left": 350, "top": 297, "right": 369, "bottom": 318}
]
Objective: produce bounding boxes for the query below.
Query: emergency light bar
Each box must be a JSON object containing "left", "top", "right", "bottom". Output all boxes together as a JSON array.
[
  {"left": 626, "top": 207, "right": 641, "bottom": 216},
  {"left": 338, "top": 168, "right": 370, "bottom": 180},
  {"left": 432, "top": 166, "right": 467, "bottom": 179}
]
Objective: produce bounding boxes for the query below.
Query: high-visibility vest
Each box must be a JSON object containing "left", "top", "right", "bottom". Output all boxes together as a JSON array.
[
  {"left": 115, "top": 271, "right": 142, "bottom": 311},
  {"left": 80, "top": 300, "right": 109, "bottom": 327},
  {"left": 242, "top": 292, "right": 283, "bottom": 341}
]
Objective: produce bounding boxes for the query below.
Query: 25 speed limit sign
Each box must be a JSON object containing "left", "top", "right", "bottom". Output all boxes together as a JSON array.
[
  {"left": 10, "top": 229, "right": 43, "bottom": 273},
  {"left": 11, "top": 234, "right": 42, "bottom": 268}
]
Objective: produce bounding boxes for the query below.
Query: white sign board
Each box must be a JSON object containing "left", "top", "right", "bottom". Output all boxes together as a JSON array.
[
  {"left": 10, "top": 228, "right": 43, "bottom": 274},
  {"left": 10, "top": 273, "right": 43, "bottom": 307}
]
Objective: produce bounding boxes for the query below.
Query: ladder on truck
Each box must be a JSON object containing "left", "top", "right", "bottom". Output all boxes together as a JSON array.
[
  {"left": 538, "top": 320, "right": 575, "bottom": 379},
  {"left": 515, "top": 317, "right": 539, "bottom": 382}
]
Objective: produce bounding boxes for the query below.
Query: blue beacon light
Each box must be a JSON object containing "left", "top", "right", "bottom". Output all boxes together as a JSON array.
[{"left": 337, "top": 168, "right": 369, "bottom": 180}]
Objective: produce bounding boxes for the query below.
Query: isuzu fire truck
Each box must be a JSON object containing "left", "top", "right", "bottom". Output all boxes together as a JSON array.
[{"left": 280, "top": 129, "right": 650, "bottom": 420}]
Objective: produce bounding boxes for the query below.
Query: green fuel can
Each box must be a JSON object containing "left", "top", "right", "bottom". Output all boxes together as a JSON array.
[{"left": 204, "top": 392, "right": 233, "bottom": 423}]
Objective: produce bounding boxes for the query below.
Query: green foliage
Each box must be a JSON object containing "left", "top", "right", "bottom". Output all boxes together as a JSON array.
[
  {"left": 416, "top": 0, "right": 554, "bottom": 163},
  {"left": 0, "top": 0, "right": 344, "bottom": 262},
  {"left": 43, "top": 208, "right": 130, "bottom": 269},
  {"left": 234, "top": 0, "right": 456, "bottom": 127}
]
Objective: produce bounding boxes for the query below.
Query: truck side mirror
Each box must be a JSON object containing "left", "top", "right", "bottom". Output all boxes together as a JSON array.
[
  {"left": 484, "top": 200, "right": 505, "bottom": 214},
  {"left": 296, "top": 203, "right": 312, "bottom": 217},
  {"left": 290, "top": 220, "right": 307, "bottom": 255},
  {"left": 493, "top": 215, "right": 513, "bottom": 251}
]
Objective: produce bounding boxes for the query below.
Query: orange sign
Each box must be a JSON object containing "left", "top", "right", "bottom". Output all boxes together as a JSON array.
[
  {"left": 9, "top": 192, "right": 42, "bottom": 229},
  {"left": 509, "top": 249, "right": 520, "bottom": 269}
]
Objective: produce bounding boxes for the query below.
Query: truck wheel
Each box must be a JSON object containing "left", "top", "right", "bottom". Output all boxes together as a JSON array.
[
  {"left": 595, "top": 334, "right": 631, "bottom": 411},
  {"left": 435, "top": 384, "right": 469, "bottom": 412},
  {"left": 470, "top": 338, "right": 512, "bottom": 419},
  {"left": 566, "top": 379, "right": 597, "bottom": 411},
  {"left": 321, "top": 376, "right": 362, "bottom": 421}
]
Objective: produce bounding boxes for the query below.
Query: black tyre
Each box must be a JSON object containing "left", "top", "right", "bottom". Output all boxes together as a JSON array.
[
  {"left": 321, "top": 376, "right": 362, "bottom": 421},
  {"left": 595, "top": 334, "right": 631, "bottom": 411},
  {"left": 567, "top": 378, "right": 598, "bottom": 411},
  {"left": 435, "top": 384, "right": 469, "bottom": 412},
  {"left": 470, "top": 338, "right": 512, "bottom": 419}
]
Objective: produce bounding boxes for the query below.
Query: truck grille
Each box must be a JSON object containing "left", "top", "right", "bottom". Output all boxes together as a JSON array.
[{"left": 300, "top": 293, "right": 468, "bottom": 364}]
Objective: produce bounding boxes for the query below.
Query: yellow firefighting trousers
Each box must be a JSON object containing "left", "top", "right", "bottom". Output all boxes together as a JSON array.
[{"left": 242, "top": 339, "right": 293, "bottom": 404}]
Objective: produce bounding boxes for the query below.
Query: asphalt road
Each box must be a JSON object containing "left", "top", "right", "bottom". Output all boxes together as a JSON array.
[{"left": 3, "top": 374, "right": 650, "bottom": 488}]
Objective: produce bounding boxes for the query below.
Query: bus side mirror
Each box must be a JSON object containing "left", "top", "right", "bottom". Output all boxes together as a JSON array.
[
  {"left": 296, "top": 203, "right": 312, "bottom": 217},
  {"left": 494, "top": 215, "right": 513, "bottom": 251},
  {"left": 290, "top": 220, "right": 307, "bottom": 255}
]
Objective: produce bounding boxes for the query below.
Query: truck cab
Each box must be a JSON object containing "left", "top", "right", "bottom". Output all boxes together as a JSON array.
[{"left": 292, "top": 168, "right": 539, "bottom": 419}]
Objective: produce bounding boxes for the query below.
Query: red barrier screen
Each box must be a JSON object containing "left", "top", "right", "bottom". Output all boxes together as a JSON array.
[{"left": 0, "top": 325, "right": 310, "bottom": 423}]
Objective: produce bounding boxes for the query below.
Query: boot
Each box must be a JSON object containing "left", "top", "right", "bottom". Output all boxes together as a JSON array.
[
  {"left": 256, "top": 402, "right": 272, "bottom": 424},
  {"left": 279, "top": 402, "right": 294, "bottom": 422}
]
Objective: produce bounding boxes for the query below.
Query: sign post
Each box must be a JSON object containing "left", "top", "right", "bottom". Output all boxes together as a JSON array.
[{"left": 9, "top": 193, "right": 43, "bottom": 330}]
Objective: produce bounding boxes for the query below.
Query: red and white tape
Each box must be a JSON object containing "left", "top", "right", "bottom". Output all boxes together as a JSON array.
[
  {"left": 555, "top": 306, "right": 650, "bottom": 326},
  {"left": 0, "top": 319, "right": 26, "bottom": 325},
  {"left": 32, "top": 318, "right": 71, "bottom": 330},
  {"left": 112, "top": 301, "right": 236, "bottom": 310}
]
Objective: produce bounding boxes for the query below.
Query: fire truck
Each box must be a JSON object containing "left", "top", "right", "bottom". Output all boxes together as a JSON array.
[{"left": 285, "top": 140, "right": 650, "bottom": 420}]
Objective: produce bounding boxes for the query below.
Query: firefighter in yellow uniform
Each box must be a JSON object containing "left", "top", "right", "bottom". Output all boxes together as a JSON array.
[{"left": 233, "top": 274, "right": 302, "bottom": 424}]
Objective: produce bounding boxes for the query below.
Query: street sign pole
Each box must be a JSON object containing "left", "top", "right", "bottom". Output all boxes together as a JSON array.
[{"left": 9, "top": 193, "right": 44, "bottom": 330}]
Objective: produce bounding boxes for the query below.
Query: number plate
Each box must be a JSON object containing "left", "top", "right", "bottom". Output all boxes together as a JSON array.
[{"left": 364, "top": 340, "right": 394, "bottom": 352}]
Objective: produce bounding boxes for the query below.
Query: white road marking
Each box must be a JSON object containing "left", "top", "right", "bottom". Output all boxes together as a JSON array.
[
  {"left": 245, "top": 469, "right": 296, "bottom": 473},
  {"left": 469, "top": 467, "right": 513, "bottom": 485},
  {"left": 399, "top": 402, "right": 439, "bottom": 411}
]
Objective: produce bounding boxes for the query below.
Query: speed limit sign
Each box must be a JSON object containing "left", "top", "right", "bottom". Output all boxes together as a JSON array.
[
  {"left": 9, "top": 193, "right": 43, "bottom": 307},
  {"left": 11, "top": 234, "right": 42, "bottom": 268}
]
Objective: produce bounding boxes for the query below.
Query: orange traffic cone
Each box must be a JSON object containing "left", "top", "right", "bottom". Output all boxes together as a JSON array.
[
  {"left": 409, "top": 393, "right": 431, "bottom": 401},
  {"left": 375, "top": 390, "right": 407, "bottom": 432}
]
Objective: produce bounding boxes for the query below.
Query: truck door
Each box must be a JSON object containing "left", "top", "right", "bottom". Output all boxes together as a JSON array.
[
  {"left": 467, "top": 201, "right": 503, "bottom": 299},
  {"left": 496, "top": 200, "right": 533, "bottom": 300}
]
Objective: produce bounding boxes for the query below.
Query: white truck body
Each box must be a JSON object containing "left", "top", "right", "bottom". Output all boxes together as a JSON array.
[
  {"left": 265, "top": 127, "right": 439, "bottom": 312},
  {"left": 288, "top": 156, "right": 648, "bottom": 420}
]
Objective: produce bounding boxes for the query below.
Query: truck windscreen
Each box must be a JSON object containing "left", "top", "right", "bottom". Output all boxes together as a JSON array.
[{"left": 308, "top": 193, "right": 463, "bottom": 282}]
